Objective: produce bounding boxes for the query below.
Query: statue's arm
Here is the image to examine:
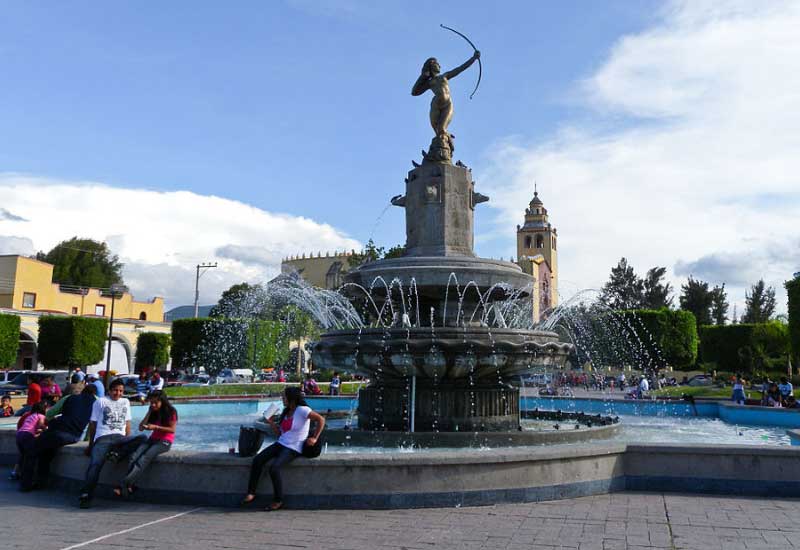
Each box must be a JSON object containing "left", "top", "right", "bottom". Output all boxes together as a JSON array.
[
  {"left": 443, "top": 51, "right": 480, "bottom": 80},
  {"left": 412, "top": 74, "right": 430, "bottom": 96}
]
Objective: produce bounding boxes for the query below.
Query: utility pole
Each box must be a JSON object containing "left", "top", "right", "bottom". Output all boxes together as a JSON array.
[{"left": 194, "top": 262, "right": 217, "bottom": 318}]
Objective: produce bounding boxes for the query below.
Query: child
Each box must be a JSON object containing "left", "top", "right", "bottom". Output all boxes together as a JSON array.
[
  {"left": 1, "top": 394, "right": 13, "bottom": 417},
  {"left": 15, "top": 401, "right": 47, "bottom": 486}
]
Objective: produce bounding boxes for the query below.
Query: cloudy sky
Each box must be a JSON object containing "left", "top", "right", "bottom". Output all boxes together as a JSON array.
[{"left": 1, "top": 1, "right": 798, "bottom": 314}]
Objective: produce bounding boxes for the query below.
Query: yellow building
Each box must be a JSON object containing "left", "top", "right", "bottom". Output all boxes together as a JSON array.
[
  {"left": 516, "top": 189, "right": 559, "bottom": 319},
  {"left": 0, "top": 255, "right": 169, "bottom": 373},
  {"left": 281, "top": 251, "right": 353, "bottom": 289}
]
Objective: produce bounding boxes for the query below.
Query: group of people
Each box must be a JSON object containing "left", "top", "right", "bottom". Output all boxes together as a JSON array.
[
  {"left": 133, "top": 371, "right": 164, "bottom": 402},
  {"left": 6, "top": 371, "right": 325, "bottom": 512},
  {"left": 301, "top": 371, "right": 341, "bottom": 396},
  {"left": 754, "top": 376, "right": 795, "bottom": 408}
]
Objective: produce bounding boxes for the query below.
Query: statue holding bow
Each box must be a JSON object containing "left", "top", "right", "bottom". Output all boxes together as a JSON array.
[{"left": 412, "top": 25, "right": 481, "bottom": 164}]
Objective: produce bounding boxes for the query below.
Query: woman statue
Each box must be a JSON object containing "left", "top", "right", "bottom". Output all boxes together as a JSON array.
[{"left": 412, "top": 51, "right": 480, "bottom": 141}]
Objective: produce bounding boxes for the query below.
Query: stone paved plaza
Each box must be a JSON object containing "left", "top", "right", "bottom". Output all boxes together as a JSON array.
[{"left": 4, "top": 478, "right": 800, "bottom": 550}]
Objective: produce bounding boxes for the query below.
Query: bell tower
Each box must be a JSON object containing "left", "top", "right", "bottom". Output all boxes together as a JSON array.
[{"left": 516, "top": 187, "right": 558, "bottom": 314}]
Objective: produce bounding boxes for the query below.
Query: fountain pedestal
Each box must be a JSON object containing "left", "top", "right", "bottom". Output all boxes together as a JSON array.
[{"left": 358, "top": 383, "right": 520, "bottom": 432}]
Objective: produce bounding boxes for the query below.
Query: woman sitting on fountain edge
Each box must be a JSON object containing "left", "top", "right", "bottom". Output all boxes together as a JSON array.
[{"left": 241, "top": 386, "right": 325, "bottom": 511}]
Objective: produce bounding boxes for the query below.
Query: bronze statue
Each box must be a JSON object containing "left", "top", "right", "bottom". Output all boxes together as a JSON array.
[{"left": 412, "top": 26, "right": 480, "bottom": 164}]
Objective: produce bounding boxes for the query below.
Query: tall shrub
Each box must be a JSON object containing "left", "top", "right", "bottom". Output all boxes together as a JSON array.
[
  {"left": 135, "top": 332, "right": 171, "bottom": 372},
  {"left": 699, "top": 322, "right": 790, "bottom": 374},
  {"left": 38, "top": 315, "right": 108, "bottom": 369},
  {"left": 620, "top": 309, "right": 698, "bottom": 370},
  {"left": 171, "top": 318, "right": 210, "bottom": 371},
  {"left": 787, "top": 277, "right": 800, "bottom": 366},
  {"left": 0, "top": 313, "right": 21, "bottom": 368}
]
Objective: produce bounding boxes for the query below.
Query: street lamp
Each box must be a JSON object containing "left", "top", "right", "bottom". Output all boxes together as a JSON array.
[
  {"left": 194, "top": 262, "right": 217, "bottom": 317},
  {"left": 103, "top": 283, "right": 128, "bottom": 387}
]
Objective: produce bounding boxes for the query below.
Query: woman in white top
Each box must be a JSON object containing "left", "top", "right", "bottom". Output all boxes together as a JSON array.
[{"left": 241, "top": 386, "right": 325, "bottom": 511}]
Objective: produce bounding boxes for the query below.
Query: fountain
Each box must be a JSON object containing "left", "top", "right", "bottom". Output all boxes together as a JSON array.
[{"left": 311, "top": 48, "right": 573, "bottom": 442}]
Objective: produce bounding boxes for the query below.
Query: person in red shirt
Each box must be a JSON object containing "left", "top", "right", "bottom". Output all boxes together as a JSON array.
[{"left": 26, "top": 375, "right": 42, "bottom": 407}]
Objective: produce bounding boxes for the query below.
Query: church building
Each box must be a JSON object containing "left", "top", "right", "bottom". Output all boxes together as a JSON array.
[{"left": 516, "top": 188, "right": 559, "bottom": 321}]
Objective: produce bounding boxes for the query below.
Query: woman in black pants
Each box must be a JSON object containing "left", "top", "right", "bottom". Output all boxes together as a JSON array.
[{"left": 242, "top": 386, "right": 325, "bottom": 510}]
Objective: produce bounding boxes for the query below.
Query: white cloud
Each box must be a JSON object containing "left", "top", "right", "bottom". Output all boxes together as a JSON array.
[
  {"left": 0, "top": 174, "right": 361, "bottom": 308},
  {"left": 480, "top": 0, "right": 800, "bottom": 315}
]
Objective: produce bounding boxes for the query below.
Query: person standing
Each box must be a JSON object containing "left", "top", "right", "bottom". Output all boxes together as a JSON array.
[
  {"left": 731, "top": 375, "right": 746, "bottom": 405},
  {"left": 87, "top": 374, "right": 105, "bottom": 398},
  {"left": 241, "top": 386, "right": 325, "bottom": 511},
  {"left": 114, "top": 390, "right": 177, "bottom": 497},
  {"left": 79, "top": 378, "right": 138, "bottom": 508},
  {"left": 329, "top": 372, "right": 341, "bottom": 396},
  {"left": 20, "top": 385, "right": 97, "bottom": 491}
]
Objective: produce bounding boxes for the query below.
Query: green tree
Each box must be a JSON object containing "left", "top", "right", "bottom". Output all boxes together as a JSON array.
[
  {"left": 134, "top": 332, "right": 171, "bottom": 372},
  {"left": 347, "top": 239, "right": 405, "bottom": 267},
  {"left": 787, "top": 276, "right": 800, "bottom": 366},
  {"left": 642, "top": 267, "right": 673, "bottom": 309},
  {"left": 679, "top": 276, "right": 713, "bottom": 329},
  {"left": 210, "top": 282, "right": 266, "bottom": 318},
  {"left": 171, "top": 318, "right": 210, "bottom": 371},
  {"left": 38, "top": 316, "right": 108, "bottom": 370},
  {"left": 384, "top": 244, "right": 406, "bottom": 259},
  {"left": 710, "top": 284, "right": 729, "bottom": 326},
  {"left": 36, "top": 237, "right": 123, "bottom": 289},
  {"left": 742, "top": 279, "right": 776, "bottom": 323},
  {"left": 0, "top": 313, "right": 21, "bottom": 368},
  {"left": 601, "top": 258, "right": 644, "bottom": 310}
]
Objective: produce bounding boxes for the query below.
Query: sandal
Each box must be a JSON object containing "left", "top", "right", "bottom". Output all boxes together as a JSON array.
[
  {"left": 240, "top": 494, "right": 256, "bottom": 506},
  {"left": 126, "top": 485, "right": 137, "bottom": 496},
  {"left": 266, "top": 501, "right": 283, "bottom": 512},
  {"left": 112, "top": 486, "right": 124, "bottom": 498}
]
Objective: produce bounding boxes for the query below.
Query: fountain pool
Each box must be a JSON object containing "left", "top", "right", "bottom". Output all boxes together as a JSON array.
[{"left": 99, "top": 396, "right": 795, "bottom": 451}]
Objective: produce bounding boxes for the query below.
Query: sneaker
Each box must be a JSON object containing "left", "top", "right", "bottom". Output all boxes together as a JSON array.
[{"left": 78, "top": 494, "right": 91, "bottom": 509}]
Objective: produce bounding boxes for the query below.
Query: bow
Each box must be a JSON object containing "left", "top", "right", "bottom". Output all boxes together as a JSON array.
[{"left": 440, "top": 24, "right": 481, "bottom": 100}]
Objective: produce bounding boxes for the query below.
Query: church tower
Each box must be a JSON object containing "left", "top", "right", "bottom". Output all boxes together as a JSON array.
[{"left": 516, "top": 187, "right": 558, "bottom": 316}]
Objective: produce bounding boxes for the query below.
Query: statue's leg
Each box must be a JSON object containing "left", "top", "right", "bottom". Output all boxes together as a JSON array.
[
  {"left": 438, "top": 103, "right": 453, "bottom": 137},
  {"left": 429, "top": 104, "right": 441, "bottom": 134}
]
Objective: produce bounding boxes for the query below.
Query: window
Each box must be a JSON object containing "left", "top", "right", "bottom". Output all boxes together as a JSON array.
[
  {"left": 22, "top": 292, "right": 36, "bottom": 308},
  {"left": 95, "top": 304, "right": 106, "bottom": 316},
  {"left": 535, "top": 235, "right": 544, "bottom": 249},
  {"left": 139, "top": 312, "right": 147, "bottom": 321},
  {"left": 71, "top": 307, "right": 78, "bottom": 315},
  {"left": 524, "top": 236, "right": 532, "bottom": 248}
]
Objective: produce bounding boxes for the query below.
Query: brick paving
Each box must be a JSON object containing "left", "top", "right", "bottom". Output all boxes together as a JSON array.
[{"left": 3, "top": 477, "right": 800, "bottom": 550}]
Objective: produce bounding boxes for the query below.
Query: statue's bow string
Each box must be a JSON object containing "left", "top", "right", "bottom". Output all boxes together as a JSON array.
[{"left": 439, "top": 24, "right": 481, "bottom": 100}]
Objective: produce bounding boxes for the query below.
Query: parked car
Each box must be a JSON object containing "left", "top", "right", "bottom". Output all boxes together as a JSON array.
[
  {"left": 257, "top": 372, "right": 278, "bottom": 382},
  {"left": 0, "top": 370, "right": 29, "bottom": 385},
  {"left": 687, "top": 375, "right": 713, "bottom": 387},
  {"left": 520, "top": 373, "right": 552, "bottom": 386},
  {"left": 216, "top": 369, "right": 254, "bottom": 384},
  {"left": 2, "top": 370, "right": 69, "bottom": 394},
  {"left": 182, "top": 374, "right": 216, "bottom": 387}
]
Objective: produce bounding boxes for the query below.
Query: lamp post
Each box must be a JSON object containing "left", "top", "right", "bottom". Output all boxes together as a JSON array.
[
  {"left": 194, "top": 262, "right": 217, "bottom": 317},
  {"left": 103, "top": 283, "right": 128, "bottom": 388}
]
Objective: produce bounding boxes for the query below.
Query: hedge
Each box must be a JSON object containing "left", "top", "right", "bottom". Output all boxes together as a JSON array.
[
  {"left": 38, "top": 315, "right": 108, "bottom": 369},
  {"left": 619, "top": 309, "right": 698, "bottom": 370},
  {"left": 0, "top": 313, "right": 21, "bottom": 368},
  {"left": 135, "top": 332, "right": 171, "bottom": 372},
  {"left": 171, "top": 318, "right": 210, "bottom": 371},
  {"left": 787, "top": 277, "right": 800, "bottom": 366},
  {"left": 699, "top": 321, "right": 790, "bottom": 373}
]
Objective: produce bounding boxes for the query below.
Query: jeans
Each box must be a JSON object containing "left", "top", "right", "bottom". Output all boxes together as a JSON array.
[
  {"left": 81, "top": 434, "right": 145, "bottom": 498},
  {"left": 246, "top": 442, "right": 299, "bottom": 501},
  {"left": 20, "top": 430, "right": 80, "bottom": 490},
  {"left": 123, "top": 439, "right": 171, "bottom": 487}
]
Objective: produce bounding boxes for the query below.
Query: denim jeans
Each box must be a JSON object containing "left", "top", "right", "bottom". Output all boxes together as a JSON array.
[
  {"left": 21, "top": 430, "right": 80, "bottom": 490},
  {"left": 81, "top": 434, "right": 145, "bottom": 498},
  {"left": 123, "top": 439, "right": 171, "bottom": 487},
  {"left": 246, "top": 442, "right": 299, "bottom": 501}
]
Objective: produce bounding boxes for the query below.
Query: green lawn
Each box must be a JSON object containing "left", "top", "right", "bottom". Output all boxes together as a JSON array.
[
  {"left": 165, "top": 382, "right": 364, "bottom": 398},
  {"left": 651, "top": 385, "right": 758, "bottom": 400}
]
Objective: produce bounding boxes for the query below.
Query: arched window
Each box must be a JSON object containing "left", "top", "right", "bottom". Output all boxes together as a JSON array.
[
  {"left": 139, "top": 312, "right": 147, "bottom": 321},
  {"left": 524, "top": 236, "right": 532, "bottom": 248},
  {"left": 535, "top": 235, "right": 544, "bottom": 249}
]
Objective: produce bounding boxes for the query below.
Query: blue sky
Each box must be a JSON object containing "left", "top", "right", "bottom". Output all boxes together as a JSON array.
[{"left": 1, "top": 1, "right": 798, "bottom": 313}]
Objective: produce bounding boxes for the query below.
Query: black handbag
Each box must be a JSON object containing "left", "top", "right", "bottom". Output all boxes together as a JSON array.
[
  {"left": 302, "top": 436, "right": 323, "bottom": 458},
  {"left": 238, "top": 426, "right": 265, "bottom": 457}
]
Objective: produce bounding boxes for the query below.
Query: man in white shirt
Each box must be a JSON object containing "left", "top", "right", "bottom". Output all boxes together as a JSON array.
[
  {"left": 79, "top": 378, "right": 142, "bottom": 508},
  {"left": 639, "top": 376, "right": 650, "bottom": 398}
]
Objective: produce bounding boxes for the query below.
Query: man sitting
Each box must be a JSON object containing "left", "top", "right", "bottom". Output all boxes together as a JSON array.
[{"left": 78, "top": 379, "right": 143, "bottom": 508}]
